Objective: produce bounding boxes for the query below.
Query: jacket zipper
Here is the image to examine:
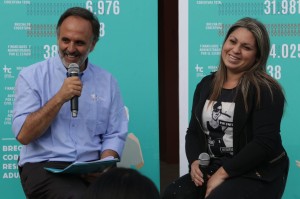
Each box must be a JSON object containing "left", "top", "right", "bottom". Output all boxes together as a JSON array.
[{"left": 269, "top": 151, "right": 286, "bottom": 164}]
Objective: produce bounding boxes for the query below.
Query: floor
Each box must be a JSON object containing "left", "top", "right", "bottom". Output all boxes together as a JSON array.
[{"left": 160, "top": 161, "right": 179, "bottom": 196}]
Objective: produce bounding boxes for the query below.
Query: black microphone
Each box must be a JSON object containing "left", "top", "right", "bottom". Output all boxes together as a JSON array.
[
  {"left": 198, "top": 152, "right": 210, "bottom": 182},
  {"left": 198, "top": 153, "right": 210, "bottom": 199},
  {"left": 67, "top": 63, "right": 80, "bottom": 117}
]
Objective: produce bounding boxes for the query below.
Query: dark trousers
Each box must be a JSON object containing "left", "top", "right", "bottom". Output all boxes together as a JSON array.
[
  {"left": 162, "top": 174, "right": 204, "bottom": 199},
  {"left": 162, "top": 172, "right": 287, "bottom": 199},
  {"left": 19, "top": 162, "right": 89, "bottom": 199}
]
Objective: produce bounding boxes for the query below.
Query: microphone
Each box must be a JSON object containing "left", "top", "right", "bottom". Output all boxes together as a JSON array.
[
  {"left": 198, "top": 153, "right": 210, "bottom": 199},
  {"left": 67, "top": 63, "right": 80, "bottom": 117},
  {"left": 198, "top": 152, "right": 210, "bottom": 182}
]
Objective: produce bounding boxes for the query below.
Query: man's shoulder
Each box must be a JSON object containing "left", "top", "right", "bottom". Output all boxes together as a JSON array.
[
  {"left": 22, "top": 56, "right": 52, "bottom": 70},
  {"left": 87, "top": 63, "right": 115, "bottom": 79},
  {"left": 20, "top": 56, "right": 59, "bottom": 75},
  {"left": 20, "top": 60, "right": 45, "bottom": 77}
]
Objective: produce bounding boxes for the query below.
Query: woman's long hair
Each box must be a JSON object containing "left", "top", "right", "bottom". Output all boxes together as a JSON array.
[{"left": 210, "top": 17, "right": 284, "bottom": 111}]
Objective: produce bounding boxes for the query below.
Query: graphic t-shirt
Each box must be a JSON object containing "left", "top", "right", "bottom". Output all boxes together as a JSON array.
[{"left": 202, "top": 88, "right": 236, "bottom": 158}]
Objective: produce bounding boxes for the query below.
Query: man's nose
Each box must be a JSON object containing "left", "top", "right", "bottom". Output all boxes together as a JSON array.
[{"left": 67, "top": 42, "right": 76, "bottom": 53}]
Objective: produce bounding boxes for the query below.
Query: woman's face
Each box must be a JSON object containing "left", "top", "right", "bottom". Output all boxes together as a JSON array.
[{"left": 221, "top": 27, "right": 258, "bottom": 74}]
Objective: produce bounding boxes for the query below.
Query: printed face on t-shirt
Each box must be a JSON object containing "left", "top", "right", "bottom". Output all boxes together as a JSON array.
[{"left": 202, "top": 89, "right": 236, "bottom": 157}]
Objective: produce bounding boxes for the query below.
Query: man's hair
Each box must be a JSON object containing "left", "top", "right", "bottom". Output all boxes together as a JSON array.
[{"left": 56, "top": 7, "right": 100, "bottom": 43}]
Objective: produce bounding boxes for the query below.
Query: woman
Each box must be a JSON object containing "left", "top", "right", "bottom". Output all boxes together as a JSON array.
[{"left": 163, "top": 17, "right": 289, "bottom": 199}]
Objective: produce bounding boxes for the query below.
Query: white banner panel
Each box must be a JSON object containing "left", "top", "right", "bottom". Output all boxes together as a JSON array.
[
  {"left": 0, "top": 1, "right": 158, "bottom": 198},
  {"left": 179, "top": 1, "right": 299, "bottom": 198}
]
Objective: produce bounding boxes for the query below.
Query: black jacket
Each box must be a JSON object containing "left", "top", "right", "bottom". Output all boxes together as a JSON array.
[{"left": 186, "top": 74, "right": 288, "bottom": 181}]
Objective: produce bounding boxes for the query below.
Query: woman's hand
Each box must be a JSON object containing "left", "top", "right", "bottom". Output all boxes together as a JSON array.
[
  {"left": 190, "top": 160, "right": 205, "bottom": 187},
  {"left": 205, "top": 166, "right": 229, "bottom": 198}
]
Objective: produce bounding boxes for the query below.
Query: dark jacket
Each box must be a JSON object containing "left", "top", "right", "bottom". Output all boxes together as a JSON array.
[{"left": 186, "top": 74, "right": 288, "bottom": 182}]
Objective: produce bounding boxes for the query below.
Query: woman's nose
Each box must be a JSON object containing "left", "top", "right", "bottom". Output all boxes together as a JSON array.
[{"left": 232, "top": 45, "right": 241, "bottom": 53}]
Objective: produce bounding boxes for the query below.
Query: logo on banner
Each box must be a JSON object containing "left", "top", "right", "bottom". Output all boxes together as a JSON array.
[
  {"left": 3, "top": 65, "right": 12, "bottom": 73},
  {"left": 195, "top": 64, "right": 205, "bottom": 77},
  {"left": 195, "top": 64, "right": 218, "bottom": 77},
  {"left": 3, "top": 65, "right": 14, "bottom": 79}
]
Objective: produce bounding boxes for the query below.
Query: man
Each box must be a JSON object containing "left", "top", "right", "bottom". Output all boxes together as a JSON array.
[{"left": 12, "top": 7, "right": 128, "bottom": 199}]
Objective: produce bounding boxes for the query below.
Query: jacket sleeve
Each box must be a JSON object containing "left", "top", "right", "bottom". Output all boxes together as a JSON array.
[
  {"left": 185, "top": 75, "right": 212, "bottom": 169},
  {"left": 222, "top": 85, "right": 285, "bottom": 177}
]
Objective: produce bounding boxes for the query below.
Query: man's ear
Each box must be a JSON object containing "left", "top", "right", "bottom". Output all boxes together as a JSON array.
[{"left": 90, "top": 41, "right": 97, "bottom": 52}]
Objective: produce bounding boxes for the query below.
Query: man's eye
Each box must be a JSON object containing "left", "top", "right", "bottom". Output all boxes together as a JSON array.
[
  {"left": 76, "top": 42, "right": 85, "bottom": 46},
  {"left": 62, "top": 38, "right": 69, "bottom": 43}
]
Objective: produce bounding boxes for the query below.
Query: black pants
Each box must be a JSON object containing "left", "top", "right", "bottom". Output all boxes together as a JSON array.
[
  {"left": 162, "top": 174, "right": 205, "bottom": 199},
  {"left": 19, "top": 162, "right": 89, "bottom": 199},
  {"left": 162, "top": 173, "right": 287, "bottom": 199}
]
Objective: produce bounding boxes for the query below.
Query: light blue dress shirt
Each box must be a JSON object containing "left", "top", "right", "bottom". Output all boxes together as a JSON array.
[{"left": 12, "top": 55, "right": 128, "bottom": 166}]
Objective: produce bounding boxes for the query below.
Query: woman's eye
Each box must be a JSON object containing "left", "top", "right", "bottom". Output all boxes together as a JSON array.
[{"left": 243, "top": 46, "right": 251, "bottom": 50}]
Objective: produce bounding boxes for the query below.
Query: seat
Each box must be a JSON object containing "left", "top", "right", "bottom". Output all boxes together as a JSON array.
[{"left": 117, "top": 132, "right": 144, "bottom": 169}]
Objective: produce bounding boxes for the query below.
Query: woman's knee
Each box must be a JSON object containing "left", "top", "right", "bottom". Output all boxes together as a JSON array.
[{"left": 162, "top": 174, "right": 203, "bottom": 199}]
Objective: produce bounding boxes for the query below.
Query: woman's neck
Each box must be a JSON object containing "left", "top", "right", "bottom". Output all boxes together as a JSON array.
[{"left": 223, "top": 73, "right": 243, "bottom": 89}]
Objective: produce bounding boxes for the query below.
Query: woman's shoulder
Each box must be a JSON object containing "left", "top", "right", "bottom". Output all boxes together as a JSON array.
[
  {"left": 259, "top": 80, "right": 284, "bottom": 95},
  {"left": 250, "top": 81, "right": 285, "bottom": 106},
  {"left": 198, "top": 73, "right": 214, "bottom": 85},
  {"left": 192, "top": 73, "right": 215, "bottom": 97}
]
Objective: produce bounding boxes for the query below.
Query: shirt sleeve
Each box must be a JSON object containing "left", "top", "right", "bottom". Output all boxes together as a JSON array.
[
  {"left": 12, "top": 71, "right": 41, "bottom": 137},
  {"left": 100, "top": 78, "right": 128, "bottom": 158}
]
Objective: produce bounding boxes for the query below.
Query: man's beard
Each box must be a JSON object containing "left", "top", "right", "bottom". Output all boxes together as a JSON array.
[{"left": 59, "top": 50, "right": 88, "bottom": 69}]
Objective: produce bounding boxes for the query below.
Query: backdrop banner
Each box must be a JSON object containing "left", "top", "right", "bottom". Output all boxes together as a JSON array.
[
  {"left": 0, "top": 1, "right": 159, "bottom": 198},
  {"left": 179, "top": 0, "right": 299, "bottom": 198}
]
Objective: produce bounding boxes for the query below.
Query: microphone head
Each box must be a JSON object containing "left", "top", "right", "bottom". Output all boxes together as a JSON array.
[
  {"left": 67, "top": 63, "right": 80, "bottom": 75},
  {"left": 198, "top": 152, "right": 210, "bottom": 167}
]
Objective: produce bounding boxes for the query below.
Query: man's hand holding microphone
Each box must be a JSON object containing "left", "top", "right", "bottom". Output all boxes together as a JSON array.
[{"left": 56, "top": 63, "right": 82, "bottom": 117}]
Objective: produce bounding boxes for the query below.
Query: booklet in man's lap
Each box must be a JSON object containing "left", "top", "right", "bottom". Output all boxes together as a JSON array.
[{"left": 44, "top": 157, "right": 119, "bottom": 174}]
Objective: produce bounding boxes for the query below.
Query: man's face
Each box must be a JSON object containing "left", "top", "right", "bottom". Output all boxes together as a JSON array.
[{"left": 57, "top": 16, "right": 96, "bottom": 70}]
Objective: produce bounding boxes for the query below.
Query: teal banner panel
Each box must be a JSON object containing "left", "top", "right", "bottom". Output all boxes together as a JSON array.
[
  {"left": 180, "top": 0, "right": 299, "bottom": 198},
  {"left": 0, "top": 1, "right": 158, "bottom": 198}
]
